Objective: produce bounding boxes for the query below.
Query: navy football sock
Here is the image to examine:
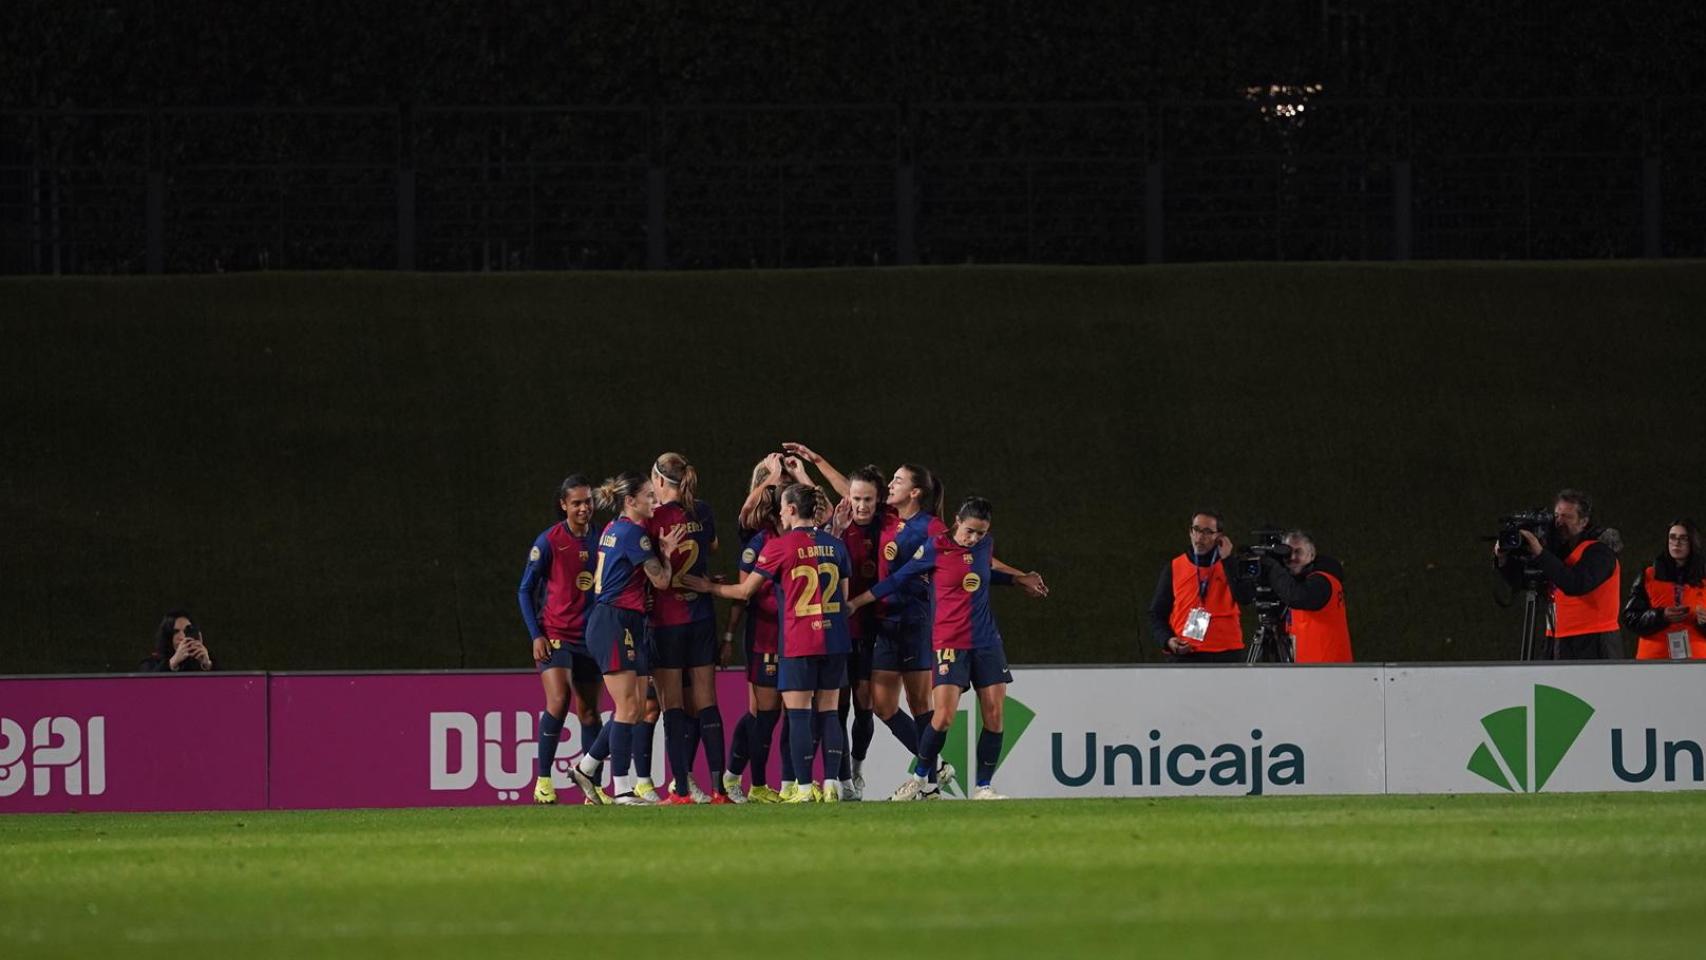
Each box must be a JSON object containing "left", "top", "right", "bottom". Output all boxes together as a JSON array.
[
  {"left": 753, "top": 709, "right": 781, "bottom": 788},
  {"left": 916, "top": 724, "right": 947, "bottom": 780},
  {"left": 915, "top": 710, "right": 937, "bottom": 782},
  {"left": 778, "top": 713, "right": 795, "bottom": 783},
  {"left": 536, "top": 711, "right": 566, "bottom": 778},
  {"left": 852, "top": 706, "right": 874, "bottom": 761},
  {"left": 609, "top": 720, "right": 634, "bottom": 778},
  {"left": 728, "top": 712, "right": 754, "bottom": 775},
  {"left": 663, "top": 708, "right": 692, "bottom": 796},
  {"left": 836, "top": 699, "right": 852, "bottom": 781},
  {"left": 819, "top": 710, "right": 845, "bottom": 786},
  {"left": 697, "top": 706, "right": 727, "bottom": 790},
  {"left": 632, "top": 720, "right": 656, "bottom": 779},
  {"left": 881, "top": 710, "right": 919, "bottom": 756},
  {"left": 787, "top": 708, "right": 816, "bottom": 788},
  {"left": 587, "top": 715, "right": 612, "bottom": 762},
  {"left": 977, "top": 728, "right": 1003, "bottom": 787}
]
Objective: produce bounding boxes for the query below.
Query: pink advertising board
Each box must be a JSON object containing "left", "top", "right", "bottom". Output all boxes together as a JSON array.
[
  {"left": 3, "top": 670, "right": 823, "bottom": 813},
  {"left": 0, "top": 675, "right": 268, "bottom": 813},
  {"left": 268, "top": 670, "right": 769, "bottom": 809}
]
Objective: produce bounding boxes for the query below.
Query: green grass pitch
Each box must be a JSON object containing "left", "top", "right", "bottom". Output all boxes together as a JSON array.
[{"left": 4, "top": 793, "right": 1705, "bottom": 959}]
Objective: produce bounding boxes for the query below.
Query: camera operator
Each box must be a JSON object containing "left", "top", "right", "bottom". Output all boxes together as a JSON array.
[
  {"left": 1256, "top": 531, "right": 1353, "bottom": 662},
  {"left": 1147, "top": 510, "right": 1255, "bottom": 663},
  {"left": 1493, "top": 489, "right": 1622, "bottom": 659}
]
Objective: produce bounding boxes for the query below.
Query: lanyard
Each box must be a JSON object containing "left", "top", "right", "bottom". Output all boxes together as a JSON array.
[
  {"left": 1194, "top": 548, "right": 1218, "bottom": 601},
  {"left": 1677, "top": 582, "right": 1687, "bottom": 606}
]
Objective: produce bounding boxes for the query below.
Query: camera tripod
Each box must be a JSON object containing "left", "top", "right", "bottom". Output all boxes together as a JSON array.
[
  {"left": 1245, "top": 609, "right": 1295, "bottom": 664},
  {"left": 1516, "top": 567, "right": 1549, "bottom": 661}
]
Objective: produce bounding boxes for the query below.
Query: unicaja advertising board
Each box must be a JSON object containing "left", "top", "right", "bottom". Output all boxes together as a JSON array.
[
  {"left": 853, "top": 666, "right": 1388, "bottom": 798},
  {"left": 1383, "top": 663, "right": 1706, "bottom": 794}
]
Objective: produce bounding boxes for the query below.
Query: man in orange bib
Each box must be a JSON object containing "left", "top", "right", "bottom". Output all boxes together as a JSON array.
[
  {"left": 1496, "top": 489, "right": 1622, "bottom": 659},
  {"left": 1147, "top": 510, "right": 1255, "bottom": 663},
  {"left": 1258, "top": 530, "right": 1353, "bottom": 663}
]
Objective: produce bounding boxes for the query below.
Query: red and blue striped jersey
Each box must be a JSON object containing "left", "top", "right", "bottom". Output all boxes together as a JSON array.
[
  {"left": 842, "top": 518, "right": 880, "bottom": 640},
  {"left": 875, "top": 505, "right": 947, "bottom": 624},
  {"left": 739, "top": 529, "right": 780, "bottom": 655},
  {"left": 594, "top": 516, "right": 653, "bottom": 612},
  {"left": 647, "top": 500, "right": 716, "bottom": 626},
  {"left": 874, "top": 532, "right": 1009, "bottom": 650},
  {"left": 518, "top": 520, "right": 601, "bottom": 640},
  {"left": 754, "top": 527, "right": 853, "bottom": 658}
]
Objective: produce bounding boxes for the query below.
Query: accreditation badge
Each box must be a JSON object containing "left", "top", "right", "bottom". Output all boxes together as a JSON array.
[
  {"left": 1182, "top": 607, "right": 1212, "bottom": 642},
  {"left": 1667, "top": 630, "right": 1691, "bottom": 660}
]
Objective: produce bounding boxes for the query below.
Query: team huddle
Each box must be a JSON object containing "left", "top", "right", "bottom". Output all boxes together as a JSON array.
[{"left": 516, "top": 443, "right": 1048, "bottom": 805}]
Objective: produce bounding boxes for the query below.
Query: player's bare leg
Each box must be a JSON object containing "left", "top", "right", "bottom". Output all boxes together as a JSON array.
[{"left": 533, "top": 667, "right": 571, "bottom": 804}]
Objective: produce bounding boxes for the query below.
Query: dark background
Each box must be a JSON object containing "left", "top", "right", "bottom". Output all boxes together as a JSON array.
[
  {"left": 5, "top": 2, "right": 1706, "bottom": 273},
  {"left": 4, "top": 262, "right": 1705, "bottom": 673},
  {"left": 6, "top": 1, "right": 1702, "bottom": 107},
  {"left": 3, "top": 4, "right": 1705, "bottom": 673}
]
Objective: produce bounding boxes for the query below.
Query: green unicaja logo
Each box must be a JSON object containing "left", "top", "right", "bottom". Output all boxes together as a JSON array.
[
  {"left": 1467, "top": 684, "right": 1595, "bottom": 792},
  {"left": 930, "top": 697, "right": 1034, "bottom": 797}
]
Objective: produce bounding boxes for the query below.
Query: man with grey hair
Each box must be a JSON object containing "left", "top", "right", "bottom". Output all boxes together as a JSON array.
[{"left": 1257, "top": 530, "right": 1353, "bottom": 662}]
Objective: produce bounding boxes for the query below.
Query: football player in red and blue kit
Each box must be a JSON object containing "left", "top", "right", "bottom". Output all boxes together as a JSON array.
[
  {"left": 716, "top": 483, "right": 785, "bottom": 803},
  {"left": 567, "top": 472, "right": 684, "bottom": 806},
  {"left": 687, "top": 483, "right": 851, "bottom": 803},
  {"left": 852, "top": 496, "right": 1047, "bottom": 800},
  {"left": 517, "top": 475, "right": 607, "bottom": 805},
  {"left": 646, "top": 451, "right": 731, "bottom": 804},
  {"left": 784, "top": 444, "right": 886, "bottom": 799}
]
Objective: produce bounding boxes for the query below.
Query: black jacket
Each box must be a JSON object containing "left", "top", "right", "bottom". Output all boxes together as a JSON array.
[
  {"left": 1497, "top": 527, "right": 1617, "bottom": 597},
  {"left": 1147, "top": 551, "right": 1256, "bottom": 648},
  {"left": 1621, "top": 553, "right": 1705, "bottom": 636},
  {"left": 1260, "top": 555, "right": 1346, "bottom": 611}
]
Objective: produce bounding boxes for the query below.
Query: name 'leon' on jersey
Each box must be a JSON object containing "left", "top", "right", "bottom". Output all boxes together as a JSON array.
[
  {"left": 593, "top": 516, "right": 653, "bottom": 612},
  {"left": 754, "top": 527, "right": 853, "bottom": 659}
]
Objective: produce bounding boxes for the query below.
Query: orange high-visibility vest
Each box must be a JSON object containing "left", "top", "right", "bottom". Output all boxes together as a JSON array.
[
  {"left": 1287, "top": 571, "right": 1353, "bottom": 663},
  {"left": 1635, "top": 567, "right": 1706, "bottom": 660},
  {"left": 1169, "top": 554, "right": 1243, "bottom": 652},
  {"left": 1547, "top": 539, "right": 1620, "bottom": 638}
]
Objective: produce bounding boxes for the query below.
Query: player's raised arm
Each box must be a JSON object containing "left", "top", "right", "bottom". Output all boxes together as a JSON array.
[{"left": 784, "top": 441, "right": 851, "bottom": 498}]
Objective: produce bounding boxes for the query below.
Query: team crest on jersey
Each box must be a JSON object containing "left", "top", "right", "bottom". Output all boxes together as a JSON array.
[
  {"left": 529, "top": 546, "right": 541, "bottom": 562},
  {"left": 742, "top": 547, "right": 756, "bottom": 564},
  {"left": 962, "top": 573, "right": 982, "bottom": 593},
  {"left": 575, "top": 572, "right": 594, "bottom": 591},
  {"left": 882, "top": 541, "right": 898, "bottom": 561},
  {"left": 579, "top": 551, "right": 589, "bottom": 562},
  {"left": 962, "top": 553, "right": 973, "bottom": 564},
  {"left": 862, "top": 560, "right": 877, "bottom": 578},
  {"left": 938, "top": 661, "right": 950, "bottom": 676}
]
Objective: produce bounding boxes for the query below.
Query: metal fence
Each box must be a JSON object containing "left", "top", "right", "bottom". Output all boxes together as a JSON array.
[{"left": 1, "top": 98, "right": 1701, "bottom": 274}]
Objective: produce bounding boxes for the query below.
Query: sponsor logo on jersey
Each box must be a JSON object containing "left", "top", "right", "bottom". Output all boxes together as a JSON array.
[
  {"left": 962, "top": 573, "right": 982, "bottom": 593},
  {"left": 575, "top": 572, "right": 595, "bottom": 591}
]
